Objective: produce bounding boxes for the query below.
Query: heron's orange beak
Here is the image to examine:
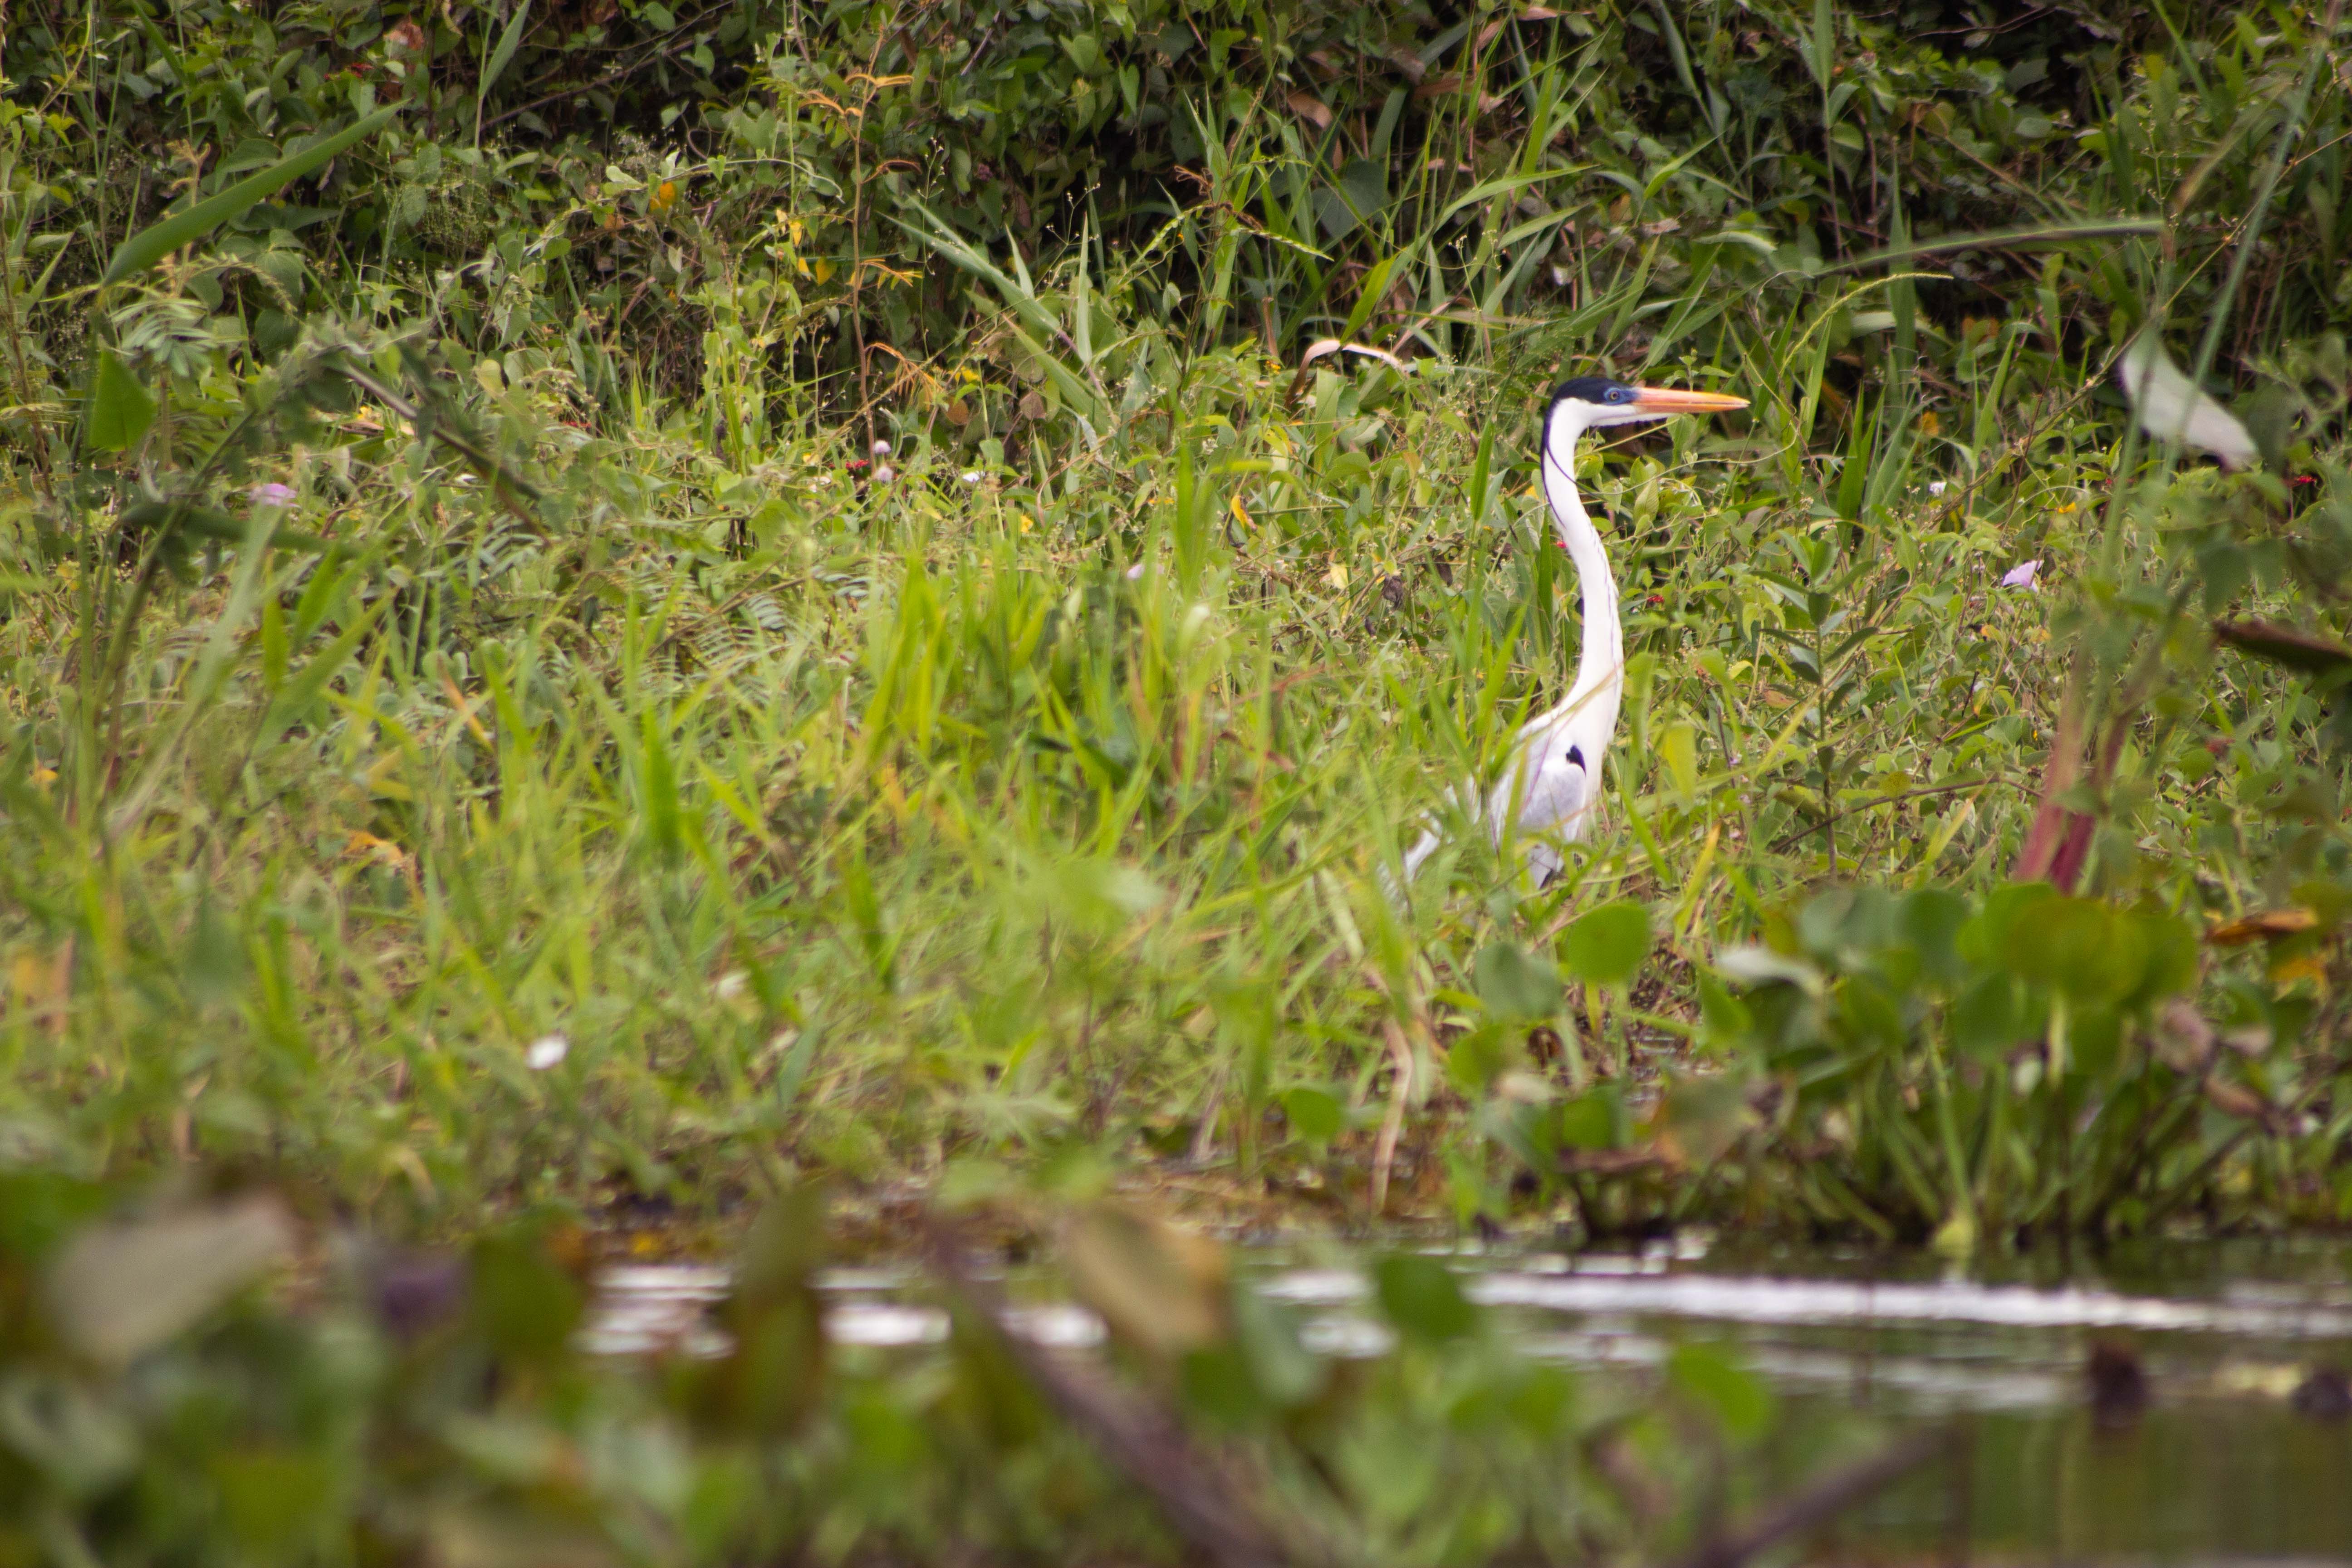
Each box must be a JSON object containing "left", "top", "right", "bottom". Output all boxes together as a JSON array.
[{"left": 1629, "top": 387, "right": 1749, "bottom": 413}]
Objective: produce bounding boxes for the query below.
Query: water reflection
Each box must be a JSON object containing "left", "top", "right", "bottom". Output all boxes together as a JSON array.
[{"left": 582, "top": 1236, "right": 2352, "bottom": 1560}]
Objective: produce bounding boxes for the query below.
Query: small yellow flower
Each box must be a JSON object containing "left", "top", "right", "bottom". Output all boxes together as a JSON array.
[{"left": 650, "top": 180, "right": 678, "bottom": 214}]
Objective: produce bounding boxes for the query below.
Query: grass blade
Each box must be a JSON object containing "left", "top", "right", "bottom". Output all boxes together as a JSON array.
[{"left": 103, "top": 105, "right": 401, "bottom": 285}]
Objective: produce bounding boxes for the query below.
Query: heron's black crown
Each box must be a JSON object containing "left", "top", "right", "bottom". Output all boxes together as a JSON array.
[{"left": 1549, "top": 376, "right": 1637, "bottom": 408}]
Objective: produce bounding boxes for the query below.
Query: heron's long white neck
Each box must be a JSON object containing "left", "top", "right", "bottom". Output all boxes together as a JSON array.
[{"left": 1540, "top": 414, "right": 1622, "bottom": 732}]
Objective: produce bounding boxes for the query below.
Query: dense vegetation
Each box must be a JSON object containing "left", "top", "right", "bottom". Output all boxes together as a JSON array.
[
  {"left": 6, "top": 0, "right": 2352, "bottom": 1249},
  {"left": 7, "top": 0, "right": 2352, "bottom": 1562}
]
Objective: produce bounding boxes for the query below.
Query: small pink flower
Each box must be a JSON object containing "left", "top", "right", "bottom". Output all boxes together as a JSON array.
[
  {"left": 1999, "top": 559, "right": 2041, "bottom": 590},
  {"left": 250, "top": 482, "right": 297, "bottom": 507}
]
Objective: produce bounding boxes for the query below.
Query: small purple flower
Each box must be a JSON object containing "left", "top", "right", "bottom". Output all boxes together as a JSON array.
[
  {"left": 1999, "top": 559, "right": 2041, "bottom": 591},
  {"left": 250, "top": 482, "right": 297, "bottom": 507},
  {"left": 872, "top": 464, "right": 897, "bottom": 485}
]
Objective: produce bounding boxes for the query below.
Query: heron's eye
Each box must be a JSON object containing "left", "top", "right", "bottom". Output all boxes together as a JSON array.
[{"left": 1606, "top": 386, "right": 1632, "bottom": 403}]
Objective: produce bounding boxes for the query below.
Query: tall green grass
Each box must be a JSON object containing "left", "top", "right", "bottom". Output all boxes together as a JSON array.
[{"left": 3, "top": 2, "right": 2351, "bottom": 1237}]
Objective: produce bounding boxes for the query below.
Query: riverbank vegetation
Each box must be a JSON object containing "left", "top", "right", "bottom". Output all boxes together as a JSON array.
[{"left": 5, "top": 0, "right": 2352, "bottom": 1252}]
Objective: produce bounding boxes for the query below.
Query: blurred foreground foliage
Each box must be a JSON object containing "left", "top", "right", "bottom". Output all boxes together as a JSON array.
[
  {"left": 0, "top": 1176, "right": 1859, "bottom": 1568},
  {"left": 2, "top": 0, "right": 2352, "bottom": 1247}
]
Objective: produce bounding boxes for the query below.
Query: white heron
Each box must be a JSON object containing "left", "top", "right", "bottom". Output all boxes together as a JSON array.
[{"left": 1395, "top": 376, "right": 1748, "bottom": 891}]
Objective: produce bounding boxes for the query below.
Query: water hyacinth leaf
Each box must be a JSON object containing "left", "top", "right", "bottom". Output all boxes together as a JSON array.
[
  {"left": 2001, "top": 895, "right": 2147, "bottom": 1005},
  {"left": 1373, "top": 1254, "right": 1477, "bottom": 1343},
  {"left": 1668, "top": 1343, "right": 1774, "bottom": 1440},
  {"left": 85, "top": 351, "right": 157, "bottom": 452},
  {"left": 44, "top": 1192, "right": 296, "bottom": 1363},
  {"left": 1563, "top": 900, "right": 1652, "bottom": 988},
  {"left": 1899, "top": 887, "right": 1971, "bottom": 987},
  {"left": 1951, "top": 972, "right": 2020, "bottom": 1062},
  {"left": 1957, "top": 880, "right": 2058, "bottom": 967},
  {"left": 102, "top": 105, "right": 401, "bottom": 284},
  {"left": 1473, "top": 940, "right": 1560, "bottom": 1019}
]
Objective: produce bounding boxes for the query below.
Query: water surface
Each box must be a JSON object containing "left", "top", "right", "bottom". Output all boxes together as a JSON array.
[{"left": 585, "top": 1235, "right": 2352, "bottom": 1562}]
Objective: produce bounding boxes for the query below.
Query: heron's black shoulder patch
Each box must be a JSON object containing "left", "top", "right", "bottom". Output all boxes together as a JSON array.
[{"left": 1566, "top": 745, "right": 1585, "bottom": 769}]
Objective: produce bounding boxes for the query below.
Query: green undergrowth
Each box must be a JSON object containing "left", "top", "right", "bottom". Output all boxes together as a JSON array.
[{"left": 3, "top": 0, "right": 2352, "bottom": 1246}]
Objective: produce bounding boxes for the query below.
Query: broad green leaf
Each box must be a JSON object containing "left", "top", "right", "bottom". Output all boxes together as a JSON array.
[
  {"left": 1951, "top": 972, "right": 2019, "bottom": 1063},
  {"left": 1228, "top": 1284, "right": 1322, "bottom": 1406},
  {"left": 1278, "top": 1085, "right": 1344, "bottom": 1149},
  {"left": 1556, "top": 1087, "right": 1624, "bottom": 1152},
  {"left": 1668, "top": 1342, "right": 1774, "bottom": 1440},
  {"left": 470, "top": 1225, "right": 585, "bottom": 1367},
  {"left": 2002, "top": 895, "right": 2147, "bottom": 1005},
  {"left": 1563, "top": 901, "right": 1652, "bottom": 988},
  {"left": 1899, "top": 887, "right": 1971, "bottom": 987},
  {"left": 1373, "top": 1255, "right": 1477, "bottom": 1344},
  {"left": 1444, "top": 1020, "right": 1515, "bottom": 1096},
  {"left": 103, "top": 105, "right": 400, "bottom": 285},
  {"left": 1474, "top": 940, "right": 1560, "bottom": 1019},
  {"left": 84, "top": 351, "right": 156, "bottom": 451}
]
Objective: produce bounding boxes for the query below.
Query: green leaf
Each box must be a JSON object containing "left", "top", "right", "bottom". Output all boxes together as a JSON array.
[
  {"left": 1556, "top": 1086, "right": 1625, "bottom": 1152},
  {"left": 2124, "top": 905, "right": 2200, "bottom": 1009},
  {"left": 1562, "top": 901, "right": 1652, "bottom": 988},
  {"left": 84, "top": 351, "right": 157, "bottom": 452},
  {"left": 477, "top": 2, "right": 533, "bottom": 128},
  {"left": 1373, "top": 1254, "right": 1477, "bottom": 1344},
  {"left": 1444, "top": 1021, "right": 1515, "bottom": 1096},
  {"left": 1278, "top": 1085, "right": 1344, "bottom": 1149},
  {"left": 2001, "top": 895, "right": 2147, "bottom": 1006},
  {"left": 103, "top": 105, "right": 400, "bottom": 285},
  {"left": 1474, "top": 941, "right": 1561, "bottom": 1019},
  {"left": 1951, "top": 972, "right": 2019, "bottom": 1063},
  {"left": 1668, "top": 1342, "right": 1774, "bottom": 1440},
  {"left": 1228, "top": 1284, "right": 1323, "bottom": 1406},
  {"left": 1899, "top": 888, "right": 1971, "bottom": 987},
  {"left": 470, "top": 1225, "right": 584, "bottom": 1367}
]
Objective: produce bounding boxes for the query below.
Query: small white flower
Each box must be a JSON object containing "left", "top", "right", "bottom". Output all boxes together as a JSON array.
[
  {"left": 1125, "top": 562, "right": 1146, "bottom": 581},
  {"left": 1926, "top": 480, "right": 1949, "bottom": 497},
  {"left": 871, "top": 438, "right": 892, "bottom": 456},
  {"left": 872, "top": 464, "right": 896, "bottom": 484},
  {"left": 249, "top": 482, "right": 297, "bottom": 507},
  {"left": 526, "top": 1033, "right": 570, "bottom": 1070},
  {"left": 714, "top": 970, "right": 748, "bottom": 1000},
  {"left": 960, "top": 470, "right": 982, "bottom": 485}
]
